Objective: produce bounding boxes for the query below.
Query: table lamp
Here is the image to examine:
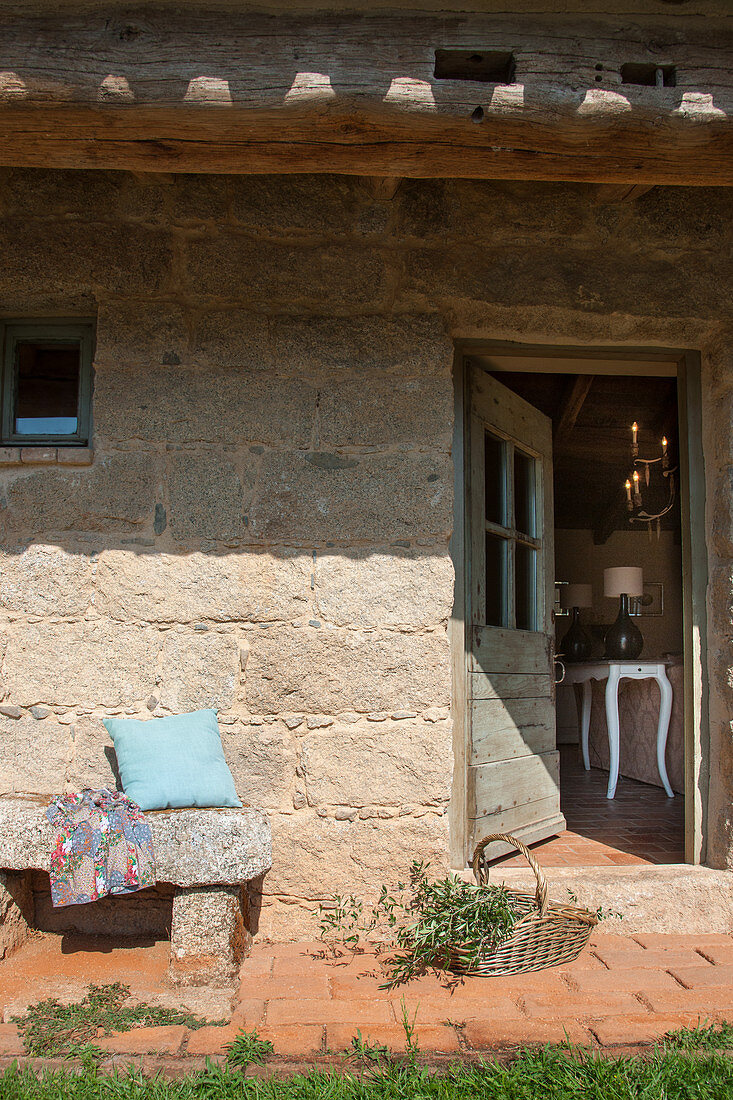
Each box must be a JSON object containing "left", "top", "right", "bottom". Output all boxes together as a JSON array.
[
  {"left": 604, "top": 567, "right": 644, "bottom": 659},
  {"left": 559, "top": 583, "right": 593, "bottom": 662}
]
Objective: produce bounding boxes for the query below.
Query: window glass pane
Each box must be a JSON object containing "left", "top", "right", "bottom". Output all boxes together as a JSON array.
[
  {"left": 14, "top": 342, "right": 80, "bottom": 436},
  {"left": 515, "top": 543, "right": 537, "bottom": 631},
  {"left": 485, "top": 532, "right": 507, "bottom": 627},
  {"left": 513, "top": 449, "right": 537, "bottom": 538},
  {"left": 484, "top": 431, "right": 506, "bottom": 527}
]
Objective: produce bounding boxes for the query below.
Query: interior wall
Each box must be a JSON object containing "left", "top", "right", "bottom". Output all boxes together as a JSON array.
[{"left": 555, "top": 528, "right": 684, "bottom": 660}]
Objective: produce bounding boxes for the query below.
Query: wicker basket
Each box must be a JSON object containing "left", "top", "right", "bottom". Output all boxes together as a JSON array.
[{"left": 446, "top": 833, "right": 598, "bottom": 976}]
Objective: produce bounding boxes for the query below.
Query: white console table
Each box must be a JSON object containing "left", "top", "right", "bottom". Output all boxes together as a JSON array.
[{"left": 563, "top": 660, "right": 674, "bottom": 800}]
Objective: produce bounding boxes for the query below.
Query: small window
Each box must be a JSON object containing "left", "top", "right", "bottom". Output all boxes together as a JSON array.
[{"left": 1, "top": 321, "right": 94, "bottom": 445}]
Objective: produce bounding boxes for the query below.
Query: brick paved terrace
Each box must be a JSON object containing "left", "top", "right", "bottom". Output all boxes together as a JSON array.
[{"left": 0, "top": 930, "right": 731, "bottom": 1063}]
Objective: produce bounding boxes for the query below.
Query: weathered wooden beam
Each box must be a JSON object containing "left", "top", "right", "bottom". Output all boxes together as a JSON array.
[
  {"left": 595, "top": 183, "right": 656, "bottom": 203},
  {"left": 0, "top": 11, "right": 730, "bottom": 181},
  {"left": 363, "top": 176, "right": 403, "bottom": 200},
  {"left": 553, "top": 375, "right": 593, "bottom": 444}
]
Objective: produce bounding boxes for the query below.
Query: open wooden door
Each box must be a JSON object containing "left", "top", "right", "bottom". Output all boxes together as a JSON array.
[{"left": 466, "top": 363, "right": 565, "bottom": 859}]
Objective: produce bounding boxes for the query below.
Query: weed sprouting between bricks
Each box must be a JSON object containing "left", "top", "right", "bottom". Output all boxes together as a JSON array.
[{"left": 12, "top": 983, "right": 220, "bottom": 1057}]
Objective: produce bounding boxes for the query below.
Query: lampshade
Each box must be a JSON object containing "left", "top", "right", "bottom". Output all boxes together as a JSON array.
[
  {"left": 560, "top": 583, "right": 593, "bottom": 610},
  {"left": 604, "top": 567, "right": 643, "bottom": 598}
]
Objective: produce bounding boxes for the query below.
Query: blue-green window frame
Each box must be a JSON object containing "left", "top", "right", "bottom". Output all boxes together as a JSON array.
[{"left": 1, "top": 320, "right": 94, "bottom": 446}]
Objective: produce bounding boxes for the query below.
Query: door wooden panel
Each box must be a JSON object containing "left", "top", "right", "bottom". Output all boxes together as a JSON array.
[
  {"left": 466, "top": 364, "right": 565, "bottom": 858},
  {"left": 470, "top": 627, "right": 552, "bottom": 676},
  {"left": 469, "top": 754, "right": 561, "bottom": 818},
  {"left": 470, "top": 672, "right": 553, "bottom": 701},
  {"left": 470, "top": 699, "right": 555, "bottom": 764}
]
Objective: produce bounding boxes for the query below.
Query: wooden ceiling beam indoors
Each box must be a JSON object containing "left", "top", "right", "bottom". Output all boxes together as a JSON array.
[
  {"left": 553, "top": 374, "right": 593, "bottom": 444},
  {"left": 0, "top": 11, "right": 730, "bottom": 181},
  {"left": 592, "top": 486, "right": 627, "bottom": 546}
]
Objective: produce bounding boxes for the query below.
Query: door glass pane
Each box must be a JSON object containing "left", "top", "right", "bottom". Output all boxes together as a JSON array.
[
  {"left": 485, "top": 532, "right": 507, "bottom": 627},
  {"left": 515, "top": 543, "right": 537, "bottom": 631},
  {"left": 484, "top": 431, "right": 506, "bottom": 527},
  {"left": 514, "top": 449, "right": 537, "bottom": 538}
]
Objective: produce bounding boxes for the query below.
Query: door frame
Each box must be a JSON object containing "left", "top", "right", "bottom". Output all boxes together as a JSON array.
[{"left": 449, "top": 343, "right": 708, "bottom": 869}]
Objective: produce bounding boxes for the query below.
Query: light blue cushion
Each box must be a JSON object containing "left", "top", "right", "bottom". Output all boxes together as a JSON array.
[{"left": 103, "top": 709, "right": 242, "bottom": 811}]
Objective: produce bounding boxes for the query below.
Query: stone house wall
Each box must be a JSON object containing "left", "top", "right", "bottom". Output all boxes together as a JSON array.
[{"left": 0, "top": 171, "right": 730, "bottom": 937}]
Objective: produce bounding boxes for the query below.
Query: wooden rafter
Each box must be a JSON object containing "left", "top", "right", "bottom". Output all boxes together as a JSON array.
[{"left": 553, "top": 375, "right": 593, "bottom": 444}]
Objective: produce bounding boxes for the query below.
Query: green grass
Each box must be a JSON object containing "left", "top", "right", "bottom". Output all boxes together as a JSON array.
[
  {"left": 1, "top": 1045, "right": 733, "bottom": 1099},
  {"left": 13, "top": 983, "right": 219, "bottom": 1058},
  {"left": 663, "top": 1019, "right": 733, "bottom": 1051},
  {"left": 225, "top": 1030, "right": 275, "bottom": 1069}
]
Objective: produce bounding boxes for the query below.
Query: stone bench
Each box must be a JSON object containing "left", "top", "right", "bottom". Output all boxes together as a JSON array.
[{"left": 0, "top": 798, "right": 272, "bottom": 985}]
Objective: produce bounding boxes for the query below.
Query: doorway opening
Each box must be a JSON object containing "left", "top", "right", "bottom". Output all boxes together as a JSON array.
[{"left": 451, "top": 346, "right": 706, "bottom": 873}]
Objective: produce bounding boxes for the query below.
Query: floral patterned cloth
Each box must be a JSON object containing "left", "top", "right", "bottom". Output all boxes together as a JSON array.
[{"left": 46, "top": 789, "right": 156, "bottom": 908}]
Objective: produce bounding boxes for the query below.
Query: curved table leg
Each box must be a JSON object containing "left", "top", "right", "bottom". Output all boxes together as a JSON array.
[
  {"left": 605, "top": 666, "right": 621, "bottom": 799},
  {"left": 581, "top": 681, "right": 592, "bottom": 771},
  {"left": 656, "top": 669, "right": 674, "bottom": 798}
]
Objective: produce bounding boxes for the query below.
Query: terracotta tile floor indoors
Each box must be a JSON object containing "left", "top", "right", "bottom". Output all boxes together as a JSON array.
[
  {"left": 493, "top": 746, "right": 684, "bottom": 869},
  {"left": 0, "top": 931, "right": 732, "bottom": 1064}
]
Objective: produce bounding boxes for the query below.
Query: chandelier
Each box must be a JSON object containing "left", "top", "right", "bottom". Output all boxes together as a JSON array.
[{"left": 624, "top": 421, "right": 677, "bottom": 537}]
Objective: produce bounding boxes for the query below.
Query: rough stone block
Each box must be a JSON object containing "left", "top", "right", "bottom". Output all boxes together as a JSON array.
[
  {"left": 249, "top": 452, "right": 453, "bottom": 543},
  {"left": 94, "top": 366, "right": 315, "bottom": 446},
  {"left": 264, "top": 811, "right": 450, "bottom": 898},
  {"left": 56, "top": 447, "right": 94, "bottom": 466},
  {"left": 619, "top": 186, "right": 733, "bottom": 249},
  {"left": 170, "top": 175, "right": 230, "bottom": 226},
  {"left": 20, "top": 448, "right": 56, "bottom": 464},
  {"left": 222, "top": 724, "right": 296, "bottom": 810},
  {"left": 245, "top": 624, "right": 451, "bottom": 714},
  {"left": 315, "top": 547, "right": 453, "bottom": 628},
  {"left": 0, "top": 545, "right": 93, "bottom": 616},
  {"left": 66, "top": 718, "right": 117, "bottom": 792},
  {"left": 402, "top": 242, "right": 730, "bottom": 320},
  {"left": 158, "top": 630, "right": 241, "bottom": 712},
  {"left": 167, "top": 452, "right": 255, "bottom": 542},
  {"left": 710, "top": 465, "right": 733, "bottom": 557},
  {"left": 95, "top": 303, "right": 189, "bottom": 367},
  {"left": 183, "top": 236, "right": 386, "bottom": 307},
  {"left": 95, "top": 549, "right": 311, "bottom": 624},
  {"left": 0, "top": 717, "right": 71, "bottom": 795},
  {"left": 3, "top": 453, "right": 156, "bottom": 534},
  {"left": 301, "top": 721, "right": 452, "bottom": 808},
  {"left": 0, "top": 799, "right": 271, "bottom": 887},
  {"left": 3, "top": 621, "right": 161, "bottom": 708},
  {"left": 5, "top": 168, "right": 126, "bottom": 222},
  {"left": 190, "top": 311, "right": 272, "bottom": 370},
  {"left": 229, "top": 175, "right": 388, "bottom": 238},
  {"left": 395, "top": 178, "right": 592, "bottom": 244},
  {"left": 0, "top": 448, "right": 20, "bottom": 466},
  {"left": 0, "top": 872, "right": 33, "bottom": 959},
  {"left": 0, "top": 218, "right": 173, "bottom": 298},
  {"left": 170, "top": 885, "right": 246, "bottom": 984},
  {"left": 317, "top": 373, "right": 453, "bottom": 449},
  {"left": 272, "top": 314, "right": 451, "bottom": 376}
]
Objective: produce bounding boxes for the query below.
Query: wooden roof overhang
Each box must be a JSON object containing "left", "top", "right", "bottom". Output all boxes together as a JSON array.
[{"left": 0, "top": 9, "right": 731, "bottom": 183}]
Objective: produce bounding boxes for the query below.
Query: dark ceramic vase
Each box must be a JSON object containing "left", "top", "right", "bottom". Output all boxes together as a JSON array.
[
  {"left": 560, "top": 607, "right": 592, "bottom": 662},
  {"left": 604, "top": 593, "right": 644, "bottom": 659}
]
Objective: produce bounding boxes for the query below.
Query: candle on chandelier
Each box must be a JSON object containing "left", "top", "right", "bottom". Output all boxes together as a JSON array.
[
  {"left": 625, "top": 478, "right": 633, "bottom": 508},
  {"left": 662, "top": 436, "right": 668, "bottom": 455},
  {"left": 633, "top": 470, "right": 641, "bottom": 503},
  {"left": 632, "top": 422, "right": 638, "bottom": 446}
]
